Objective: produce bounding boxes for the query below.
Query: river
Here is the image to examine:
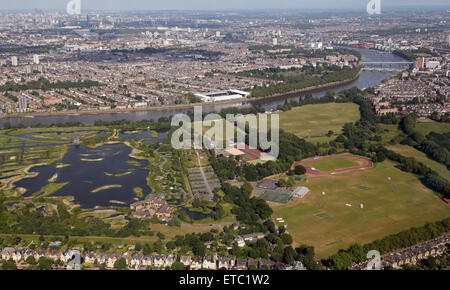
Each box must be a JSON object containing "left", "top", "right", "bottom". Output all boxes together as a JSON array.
[{"left": 0, "top": 48, "right": 408, "bottom": 127}]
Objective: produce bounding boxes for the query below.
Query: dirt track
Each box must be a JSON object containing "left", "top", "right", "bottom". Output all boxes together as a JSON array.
[{"left": 292, "top": 154, "right": 373, "bottom": 176}]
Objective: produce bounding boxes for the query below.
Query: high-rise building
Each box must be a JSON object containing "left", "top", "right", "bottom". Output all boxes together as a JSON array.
[
  {"left": 417, "top": 57, "right": 424, "bottom": 69},
  {"left": 33, "top": 54, "right": 40, "bottom": 64},
  {"left": 18, "top": 95, "right": 28, "bottom": 112},
  {"left": 272, "top": 38, "right": 278, "bottom": 46},
  {"left": 11, "top": 56, "right": 18, "bottom": 66}
]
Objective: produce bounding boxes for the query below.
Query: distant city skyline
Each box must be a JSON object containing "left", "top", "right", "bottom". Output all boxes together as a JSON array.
[{"left": 0, "top": 0, "right": 449, "bottom": 11}]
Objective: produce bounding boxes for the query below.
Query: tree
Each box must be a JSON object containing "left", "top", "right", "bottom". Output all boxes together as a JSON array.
[
  {"left": 283, "top": 246, "right": 296, "bottom": 264},
  {"left": 241, "top": 182, "right": 253, "bottom": 196},
  {"left": 280, "top": 233, "right": 293, "bottom": 245},
  {"left": 113, "top": 258, "right": 127, "bottom": 270},
  {"left": 166, "top": 241, "right": 176, "bottom": 250},
  {"left": 374, "top": 151, "right": 386, "bottom": 163},
  {"left": 25, "top": 256, "right": 36, "bottom": 265},
  {"left": 2, "top": 259, "right": 16, "bottom": 270},
  {"left": 37, "top": 257, "right": 53, "bottom": 270},
  {"left": 294, "top": 165, "right": 307, "bottom": 175},
  {"left": 328, "top": 252, "right": 352, "bottom": 270},
  {"left": 171, "top": 262, "right": 185, "bottom": 270},
  {"left": 231, "top": 244, "right": 243, "bottom": 258},
  {"left": 157, "top": 232, "right": 165, "bottom": 240},
  {"left": 424, "top": 256, "right": 437, "bottom": 269}
]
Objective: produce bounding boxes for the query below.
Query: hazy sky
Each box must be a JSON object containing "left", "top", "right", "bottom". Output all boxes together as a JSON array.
[{"left": 1, "top": 0, "right": 449, "bottom": 11}]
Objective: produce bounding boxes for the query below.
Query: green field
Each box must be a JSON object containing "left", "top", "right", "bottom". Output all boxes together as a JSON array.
[
  {"left": 279, "top": 103, "right": 360, "bottom": 141},
  {"left": 375, "top": 124, "right": 405, "bottom": 145},
  {"left": 301, "top": 156, "right": 362, "bottom": 172},
  {"left": 387, "top": 144, "right": 450, "bottom": 181},
  {"left": 271, "top": 160, "right": 450, "bottom": 259},
  {"left": 415, "top": 119, "right": 450, "bottom": 136}
]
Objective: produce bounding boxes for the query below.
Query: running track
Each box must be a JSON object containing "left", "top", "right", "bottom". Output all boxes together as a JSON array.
[{"left": 292, "top": 154, "right": 373, "bottom": 176}]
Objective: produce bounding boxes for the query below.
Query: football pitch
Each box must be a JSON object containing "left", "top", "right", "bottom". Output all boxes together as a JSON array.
[{"left": 271, "top": 160, "right": 450, "bottom": 259}]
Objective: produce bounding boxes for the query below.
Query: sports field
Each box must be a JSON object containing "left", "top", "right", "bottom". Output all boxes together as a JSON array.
[
  {"left": 293, "top": 154, "right": 373, "bottom": 175},
  {"left": 271, "top": 160, "right": 450, "bottom": 259},
  {"left": 279, "top": 103, "right": 360, "bottom": 141},
  {"left": 301, "top": 155, "right": 364, "bottom": 172}
]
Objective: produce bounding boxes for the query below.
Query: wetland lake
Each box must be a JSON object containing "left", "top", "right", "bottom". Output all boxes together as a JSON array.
[{"left": 15, "top": 143, "right": 151, "bottom": 208}]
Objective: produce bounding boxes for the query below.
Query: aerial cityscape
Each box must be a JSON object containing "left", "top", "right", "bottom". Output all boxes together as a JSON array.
[{"left": 0, "top": 0, "right": 449, "bottom": 277}]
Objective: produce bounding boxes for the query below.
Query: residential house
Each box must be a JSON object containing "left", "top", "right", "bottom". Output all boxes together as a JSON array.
[
  {"left": 1, "top": 247, "right": 14, "bottom": 260},
  {"left": 247, "top": 259, "right": 258, "bottom": 269},
  {"left": 259, "top": 259, "right": 275, "bottom": 269},
  {"left": 47, "top": 250, "right": 60, "bottom": 261},
  {"left": 234, "top": 236, "right": 245, "bottom": 248},
  {"left": 202, "top": 256, "right": 217, "bottom": 270},
  {"left": 106, "top": 253, "right": 120, "bottom": 269},
  {"left": 234, "top": 259, "right": 247, "bottom": 270},
  {"left": 242, "top": 233, "right": 265, "bottom": 243},
  {"left": 218, "top": 257, "right": 230, "bottom": 270},
  {"left": 153, "top": 254, "right": 165, "bottom": 268},
  {"left": 34, "top": 249, "right": 47, "bottom": 261},
  {"left": 84, "top": 252, "right": 96, "bottom": 265},
  {"left": 190, "top": 257, "right": 202, "bottom": 270},
  {"left": 165, "top": 254, "right": 175, "bottom": 268},
  {"left": 23, "top": 250, "right": 35, "bottom": 262},
  {"left": 60, "top": 250, "right": 73, "bottom": 263},
  {"left": 12, "top": 249, "right": 22, "bottom": 263},
  {"left": 97, "top": 253, "right": 107, "bottom": 265},
  {"left": 180, "top": 255, "right": 191, "bottom": 268},
  {"left": 141, "top": 255, "right": 153, "bottom": 268},
  {"left": 131, "top": 254, "right": 142, "bottom": 269},
  {"left": 228, "top": 256, "right": 236, "bottom": 268}
]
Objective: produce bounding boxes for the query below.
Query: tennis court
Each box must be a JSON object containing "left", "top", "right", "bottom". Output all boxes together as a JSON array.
[{"left": 260, "top": 191, "right": 293, "bottom": 204}]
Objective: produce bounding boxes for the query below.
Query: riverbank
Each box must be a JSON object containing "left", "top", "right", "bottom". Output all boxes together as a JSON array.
[{"left": 0, "top": 70, "right": 362, "bottom": 120}]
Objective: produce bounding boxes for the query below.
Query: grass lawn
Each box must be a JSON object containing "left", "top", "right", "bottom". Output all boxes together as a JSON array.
[
  {"left": 415, "top": 119, "right": 450, "bottom": 136},
  {"left": 271, "top": 160, "right": 450, "bottom": 259},
  {"left": 301, "top": 156, "right": 362, "bottom": 172},
  {"left": 279, "top": 103, "right": 360, "bottom": 139},
  {"left": 375, "top": 124, "right": 405, "bottom": 145},
  {"left": 387, "top": 144, "right": 450, "bottom": 181},
  {"left": 0, "top": 222, "right": 211, "bottom": 246}
]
